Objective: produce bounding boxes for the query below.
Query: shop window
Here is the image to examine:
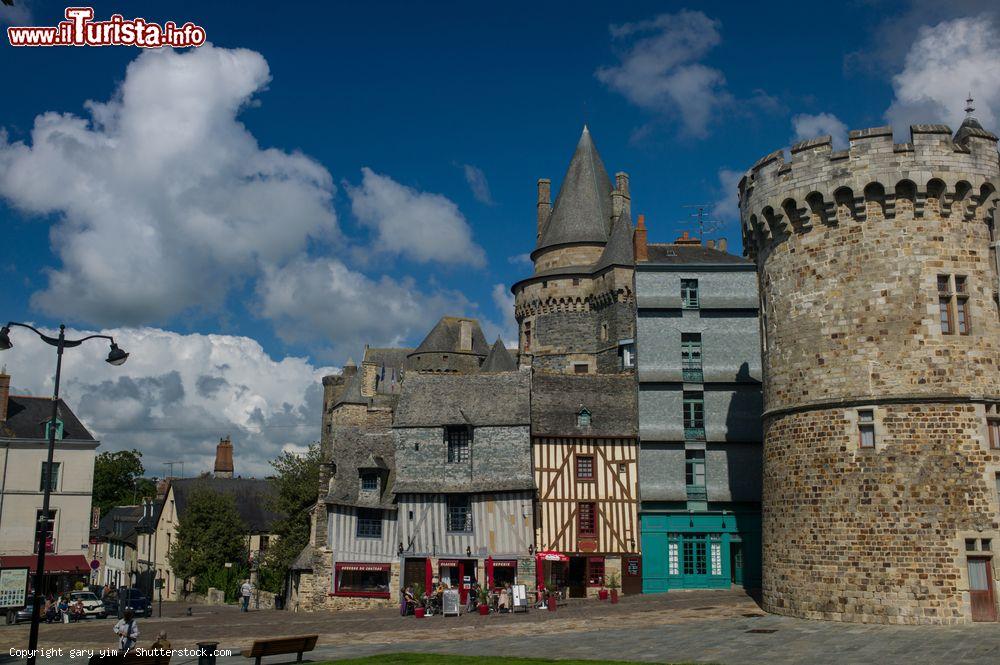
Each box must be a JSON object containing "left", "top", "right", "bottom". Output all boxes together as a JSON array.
[
  {"left": 447, "top": 495, "right": 473, "bottom": 532},
  {"left": 575, "top": 455, "right": 594, "bottom": 480},
  {"left": 356, "top": 508, "right": 382, "bottom": 538},
  {"left": 334, "top": 563, "right": 391, "bottom": 598},
  {"left": 681, "top": 279, "right": 700, "bottom": 309},
  {"left": 858, "top": 410, "right": 876, "bottom": 448},
  {"left": 577, "top": 502, "right": 597, "bottom": 536},
  {"left": 667, "top": 537, "right": 680, "bottom": 576},
  {"left": 491, "top": 561, "right": 517, "bottom": 588},
  {"left": 39, "top": 461, "right": 60, "bottom": 492},
  {"left": 446, "top": 426, "right": 471, "bottom": 463},
  {"left": 587, "top": 557, "right": 605, "bottom": 586}
]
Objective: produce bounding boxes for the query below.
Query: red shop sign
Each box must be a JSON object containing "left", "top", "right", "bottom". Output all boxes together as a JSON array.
[
  {"left": 336, "top": 563, "right": 390, "bottom": 572},
  {"left": 491, "top": 560, "right": 517, "bottom": 568}
]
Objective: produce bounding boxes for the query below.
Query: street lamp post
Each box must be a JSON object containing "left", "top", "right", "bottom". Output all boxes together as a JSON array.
[{"left": 0, "top": 322, "right": 128, "bottom": 665}]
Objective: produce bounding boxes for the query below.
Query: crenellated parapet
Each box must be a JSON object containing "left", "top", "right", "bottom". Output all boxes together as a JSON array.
[{"left": 739, "top": 124, "right": 999, "bottom": 258}]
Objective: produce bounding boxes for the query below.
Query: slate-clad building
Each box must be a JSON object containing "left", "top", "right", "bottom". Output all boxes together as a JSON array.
[
  {"left": 300, "top": 317, "right": 533, "bottom": 610},
  {"left": 634, "top": 231, "right": 763, "bottom": 593}
]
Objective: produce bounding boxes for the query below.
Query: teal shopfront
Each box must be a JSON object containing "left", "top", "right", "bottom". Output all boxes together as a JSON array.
[{"left": 640, "top": 509, "right": 760, "bottom": 594}]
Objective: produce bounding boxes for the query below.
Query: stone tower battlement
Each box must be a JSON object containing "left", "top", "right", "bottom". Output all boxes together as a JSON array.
[
  {"left": 739, "top": 119, "right": 1000, "bottom": 625},
  {"left": 739, "top": 124, "right": 999, "bottom": 259}
]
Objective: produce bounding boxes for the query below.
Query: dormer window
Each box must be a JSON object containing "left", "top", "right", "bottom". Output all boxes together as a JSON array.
[
  {"left": 577, "top": 407, "right": 592, "bottom": 428},
  {"left": 44, "top": 418, "right": 64, "bottom": 441},
  {"left": 360, "top": 471, "right": 379, "bottom": 492}
]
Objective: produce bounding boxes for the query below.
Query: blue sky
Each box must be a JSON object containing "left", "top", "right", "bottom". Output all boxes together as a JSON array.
[{"left": 1, "top": 0, "right": 997, "bottom": 475}]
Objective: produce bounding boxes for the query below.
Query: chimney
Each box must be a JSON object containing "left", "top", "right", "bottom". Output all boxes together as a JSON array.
[
  {"left": 214, "top": 436, "right": 234, "bottom": 479},
  {"left": 537, "top": 179, "right": 551, "bottom": 239},
  {"left": 674, "top": 231, "right": 701, "bottom": 246},
  {"left": 718, "top": 237, "right": 728, "bottom": 253},
  {"left": 459, "top": 320, "right": 473, "bottom": 351},
  {"left": 706, "top": 239, "right": 716, "bottom": 249},
  {"left": 633, "top": 214, "right": 648, "bottom": 262},
  {"left": 0, "top": 367, "right": 9, "bottom": 422},
  {"left": 612, "top": 172, "right": 631, "bottom": 218}
]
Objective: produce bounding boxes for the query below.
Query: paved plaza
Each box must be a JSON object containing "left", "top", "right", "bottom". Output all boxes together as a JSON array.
[{"left": 1, "top": 589, "right": 997, "bottom": 665}]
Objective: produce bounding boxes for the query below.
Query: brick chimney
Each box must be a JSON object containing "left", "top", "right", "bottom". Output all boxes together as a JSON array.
[
  {"left": 633, "top": 214, "right": 648, "bottom": 262},
  {"left": 537, "top": 179, "right": 551, "bottom": 240},
  {"left": 0, "top": 367, "right": 8, "bottom": 423},
  {"left": 674, "top": 231, "right": 701, "bottom": 246},
  {"left": 214, "top": 436, "right": 234, "bottom": 478}
]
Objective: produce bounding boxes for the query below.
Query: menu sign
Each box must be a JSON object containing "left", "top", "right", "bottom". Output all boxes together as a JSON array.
[
  {"left": 625, "top": 557, "right": 640, "bottom": 576},
  {"left": 0, "top": 568, "right": 29, "bottom": 608}
]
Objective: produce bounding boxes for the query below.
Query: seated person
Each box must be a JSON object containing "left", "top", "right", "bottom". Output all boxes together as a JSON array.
[
  {"left": 71, "top": 600, "right": 86, "bottom": 621},
  {"left": 498, "top": 585, "right": 511, "bottom": 612},
  {"left": 44, "top": 601, "right": 58, "bottom": 623}
]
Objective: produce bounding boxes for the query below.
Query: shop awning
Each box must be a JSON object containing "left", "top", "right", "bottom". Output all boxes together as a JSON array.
[{"left": 0, "top": 555, "right": 90, "bottom": 574}]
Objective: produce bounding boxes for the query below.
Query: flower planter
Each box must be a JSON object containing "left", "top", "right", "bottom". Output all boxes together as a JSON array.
[
  {"left": 478, "top": 604, "right": 490, "bottom": 615},
  {"left": 414, "top": 607, "right": 426, "bottom": 618},
  {"left": 610, "top": 589, "right": 619, "bottom": 604},
  {"left": 598, "top": 589, "right": 609, "bottom": 601},
  {"left": 547, "top": 595, "right": 557, "bottom": 612}
]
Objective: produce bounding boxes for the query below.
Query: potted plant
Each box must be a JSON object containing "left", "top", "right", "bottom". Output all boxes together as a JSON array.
[
  {"left": 412, "top": 582, "right": 425, "bottom": 618},
  {"left": 598, "top": 584, "right": 609, "bottom": 601},
  {"left": 477, "top": 585, "right": 490, "bottom": 615},
  {"left": 606, "top": 573, "right": 620, "bottom": 604}
]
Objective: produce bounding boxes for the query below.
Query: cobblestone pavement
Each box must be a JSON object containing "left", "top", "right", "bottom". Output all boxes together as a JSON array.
[{"left": 1, "top": 589, "right": 996, "bottom": 664}]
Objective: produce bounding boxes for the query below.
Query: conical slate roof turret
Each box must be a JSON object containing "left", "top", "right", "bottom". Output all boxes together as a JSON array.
[
  {"left": 481, "top": 338, "right": 517, "bottom": 372},
  {"left": 535, "top": 126, "right": 613, "bottom": 255},
  {"left": 954, "top": 95, "right": 995, "bottom": 145},
  {"left": 594, "top": 212, "right": 635, "bottom": 271}
]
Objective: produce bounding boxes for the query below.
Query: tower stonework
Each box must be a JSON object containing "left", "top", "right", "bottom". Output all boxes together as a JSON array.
[{"left": 740, "top": 122, "right": 1000, "bottom": 624}]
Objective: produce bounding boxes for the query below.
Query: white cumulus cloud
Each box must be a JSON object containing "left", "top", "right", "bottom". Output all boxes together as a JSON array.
[
  {"left": 711, "top": 168, "right": 743, "bottom": 224},
  {"left": 490, "top": 283, "right": 517, "bottom": 347},
  {"left": 791, "top": 112, "right": 849, "bottom": 150},
  {"left": 886, "top": 16, "right": 1000, "bottom": 133},
  {"left": 0, "top": 44, "right": 338, "bottom": 327},
  {"left": 257, "top": 256, "right": 469, "bottom": 360},
  {"left": 596, "top": 11, "right": 730, "bottom": 137},
  {"left": 1, "top": 326, "right": 333, "bottom": 478},
  {"left": 347, "top": 167, "right": 486, "bottom": 267}
]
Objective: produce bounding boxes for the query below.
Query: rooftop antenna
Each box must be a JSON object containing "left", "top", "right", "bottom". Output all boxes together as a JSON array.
[
  {"left": 681, "top": 204, "right": 723, "bottom": 241},
  {"left": 164, "top": 461, "right": 184, "bottom": 478}
]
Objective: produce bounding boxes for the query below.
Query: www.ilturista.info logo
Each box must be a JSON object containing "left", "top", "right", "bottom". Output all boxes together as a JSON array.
[{"left": 7, "top": 7, "right": 207, "bottom": 48}]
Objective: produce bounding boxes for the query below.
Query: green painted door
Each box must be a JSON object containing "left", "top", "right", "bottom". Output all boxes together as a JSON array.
[{"left": 730, "top": 542, "right": 744, "bottom": 586}]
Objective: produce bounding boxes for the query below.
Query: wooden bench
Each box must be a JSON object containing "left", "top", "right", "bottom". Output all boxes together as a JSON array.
[{"left": 243, "top": 635, "right": 318, "bottom": 665}]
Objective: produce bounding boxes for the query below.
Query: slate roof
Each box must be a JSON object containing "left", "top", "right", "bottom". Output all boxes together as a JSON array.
[
  {"left": 0, "top": 395, "right": 96, "bottom": 442},
  {"left": 332, "top": 370, "right": 367, "bottom": 408},
  {"left": 481, "top": 339, "right": 517, "bottom": 372},
  {"left": 394, "top": 370, "right": 531, "bottom": 427},
  {"left": 410, "top": 317, "right": 490, "bottom": 357},
  {"left": 323, "top": 428, "right": 397, "bottom": 510},
  {"left": 531, "top": 373, "right": 638, "bottom": 438},
  {"left": 169, "top": 477, "right": 283, "bottom": 533},
  {"left": 954, "top": 115, "right": 997, "bottom": 144},
  {"left": 536, "top": 126, "right": 613, "bottom": 254},
  {"left": 290, "top": 544, "right": 313, "bottom": 571},
  {"left": 363, "top": 347, "right": 413, "bottom": 368},
  {"left": 594, "top": 213, "right": 635, "bottom": 271},
  {"left": 644, "top": 243, "right": 752, "bottom": 265},
  {"left": 96, "top": 505, "right": 144, "bottom": 546},
  {"left": 393, "top": 480, "right": 536, "bottom": 494}
]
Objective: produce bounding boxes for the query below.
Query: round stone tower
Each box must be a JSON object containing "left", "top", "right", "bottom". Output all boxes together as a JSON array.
[{"left": 739, "top": 119, "right": 1000, "bottom": 624}]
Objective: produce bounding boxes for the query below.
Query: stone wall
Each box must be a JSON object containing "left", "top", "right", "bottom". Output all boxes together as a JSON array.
[{"left": 741, "top": 123, "right": 1000, "bottom": 624}]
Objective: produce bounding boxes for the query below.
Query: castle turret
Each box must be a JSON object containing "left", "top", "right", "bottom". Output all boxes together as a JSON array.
[
  {"left": 740, "top": 121, "right": 1000, "bottom": 624},
  {"left": 512, "top": 127, "right": 636, "bottom": 374}
]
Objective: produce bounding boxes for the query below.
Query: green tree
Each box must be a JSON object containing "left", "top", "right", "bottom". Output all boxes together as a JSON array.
[
  {"left": 167, "top": 487, "right": 247, "bottom": 597},
  {"left": 259, "top": 443, "right": 321, "bottom": 593},
  {"left": 92, "top": 449, "right": 156, "bottom": 516}
]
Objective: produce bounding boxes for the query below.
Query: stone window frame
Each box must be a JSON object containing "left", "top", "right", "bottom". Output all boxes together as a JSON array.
[
  {"left": 937, "top": 274, "right": 972, "bottom": 336},
  {"left": 986, "top": 404, "right": 1000, "bottom": 451},
  {"left": 845, "top": 406, "right": 886, "bottom": 453}
]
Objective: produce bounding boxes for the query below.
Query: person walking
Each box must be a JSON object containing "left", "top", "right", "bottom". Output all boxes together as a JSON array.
[
  {"left": 113, "top": 608, "right": 139, "bottom": 651},
  {"left": 240, "top": 579, "right": 253, "bottom": 612}
]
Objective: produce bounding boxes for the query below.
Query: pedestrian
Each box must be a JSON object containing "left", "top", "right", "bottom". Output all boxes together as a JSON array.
[
  {"left": 240, "top": 579, "right": 253, "bottom": 612},
  {"left": 113, "top": 608, "right": 139, "bottom": 650}
]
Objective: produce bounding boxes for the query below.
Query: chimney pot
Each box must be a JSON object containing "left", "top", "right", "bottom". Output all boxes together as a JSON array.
[
  {"left": 214, "top": 436, "right": 234, "bottom": 478},
  {"left": 632, "top": 214, "right": 649, "bottom": 262}
]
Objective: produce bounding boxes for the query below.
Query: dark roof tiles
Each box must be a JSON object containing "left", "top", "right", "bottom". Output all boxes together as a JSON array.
[
  {"left": 1, "top": 395, "right": 95, "bottom": 442},
  {"left": 644, "top": 243, "right": 751, "bottom": 265}
]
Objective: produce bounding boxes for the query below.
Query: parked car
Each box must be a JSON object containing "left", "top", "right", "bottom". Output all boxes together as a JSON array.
[
  {"left": 5, "top": 601, "right": 36, "bottom": 625},
  {"left": 103, "top": 588, "right": 152, "bottom": 618},
  {"left": 69, "top": 591, "right": 107, "bottom": 619}
]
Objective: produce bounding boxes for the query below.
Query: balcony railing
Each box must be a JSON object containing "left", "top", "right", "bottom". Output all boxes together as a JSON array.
[
  {"left": 686, "top": 485, "right": 707, "bottom": 501},
  {"left": 682, "top": 367, "right": 703, "bottom": 383},
  {"left": 684, "top": 426, "right": 706, "bottom": 441}
]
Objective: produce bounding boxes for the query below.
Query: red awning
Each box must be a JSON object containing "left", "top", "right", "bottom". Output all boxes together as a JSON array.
[{"left": 0, "top": 555, "right": 90, "bottom": 574}]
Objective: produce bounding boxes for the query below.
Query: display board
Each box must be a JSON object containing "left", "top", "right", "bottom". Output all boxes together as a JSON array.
[
  {"left": 0, "top": 568, "right": 29, "bottom": 609},
  {"left": 511, "top": 584, "right": 528, "bottom": 613},
  {"left": 442, "top": 588, "right": 460, "bottom": 616}
]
